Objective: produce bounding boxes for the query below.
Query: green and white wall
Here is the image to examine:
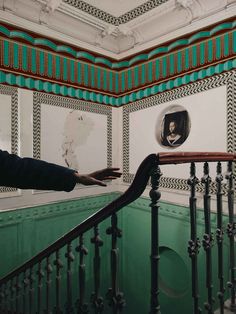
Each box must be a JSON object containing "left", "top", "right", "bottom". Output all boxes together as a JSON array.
[{"left": 0, "top": 17, "right": 235, "bottom": 313}]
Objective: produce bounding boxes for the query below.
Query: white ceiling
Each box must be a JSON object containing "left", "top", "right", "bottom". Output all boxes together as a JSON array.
[{"left": 0, "top": 0, "right": 235, "bottom": 59}]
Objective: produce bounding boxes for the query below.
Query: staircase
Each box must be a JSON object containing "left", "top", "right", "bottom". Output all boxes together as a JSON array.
[{"left": 0, "top": 152, "right": 235, "bottom": 314}]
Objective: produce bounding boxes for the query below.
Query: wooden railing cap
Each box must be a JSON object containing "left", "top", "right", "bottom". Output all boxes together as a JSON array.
[{"left": 158, "top": 152, "right": 236, "bottom": 165}]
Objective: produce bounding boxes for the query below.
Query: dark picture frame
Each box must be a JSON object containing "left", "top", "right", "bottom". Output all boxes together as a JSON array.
[{"left": 161, "top": 110, "right": 189, "bottom": 147}]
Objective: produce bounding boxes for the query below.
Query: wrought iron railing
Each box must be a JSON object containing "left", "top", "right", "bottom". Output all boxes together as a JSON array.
[{"left": 0, "top": 152, "right": 235, "bottom": 314}]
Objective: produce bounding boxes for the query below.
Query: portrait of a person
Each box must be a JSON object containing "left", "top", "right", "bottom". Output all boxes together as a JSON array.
[{"left": 161, "top": 110, "right": 189, "bottom": 148}]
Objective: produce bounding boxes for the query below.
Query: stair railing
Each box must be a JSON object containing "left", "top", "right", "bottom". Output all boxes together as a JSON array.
[{"left": 0, "top": 152, "right": 235, "bottom": 314}]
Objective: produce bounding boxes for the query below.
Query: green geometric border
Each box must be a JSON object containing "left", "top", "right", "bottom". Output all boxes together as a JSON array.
[
  {"left": 0, "top": 20, "right": 235, "bottom": 69},
  {"left": 0, "top": 59, "right": 235, "bottom": 107},
  {"left": 0, "top": 84, "right": 18, "bottom": 193},
  {"left": 122, "top": 70, "right": 236, "bottom": 193},
  {"left": 32, "top": 92, "right": 113, "bottom": 168}
]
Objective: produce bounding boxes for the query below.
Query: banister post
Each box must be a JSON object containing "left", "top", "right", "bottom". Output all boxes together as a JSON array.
[
  {"left": 226, "top": 161, "right": 236, "bottom": 311},
  {"left": 149, "top": 165, "right": 162, "bottom": 314},
  {"left": 187, "top": 162, "right": 201, "bottom": 314}
]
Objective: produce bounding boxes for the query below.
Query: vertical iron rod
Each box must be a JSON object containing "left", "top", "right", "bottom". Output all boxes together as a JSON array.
[
  {"left": 91, "top": 225, "right": 104, "bottom": 313},
  {"left": 37, "top": 261, "right": 44, "bottom": 314},
  {"left": 187, "top": 162, "right": 201, "bottom": 314},
  {"left": 23, "top": 270, "right": 29, "bottom": 314},
  {"left": 45, "top": 256, "right": 53, "bottom": 314},
  {"left": 216, "top": 162, "right": 225, "bottom": 314},
  {"left": 106, "top": 213, "right": 125, "bottom": 313},
  {"left": 65, "top": 242, "right": 75, "bottom": 314},
  {"left": 54, "top": 250, "right": 63, "bottom": 314},
  {"left": 10, "top": 278, "right": 14, "bottom": 314},
  {"left": 201, "top": 162, "right": 214, "bottom": 313},
  {"left": 226, "top": 161, "right": 236, "bottom": 311},
  {"left": 149, "top": 165, "right": 162, "bottom": 314},
  {"left": 75, "top": 235, "right": 89, "bottom": 313},
  {"left": 29, "top": 267, "right": 34, "bottom": 314},
  {"left": 15, "top": 275, "right": 21, "bottom": 314}
]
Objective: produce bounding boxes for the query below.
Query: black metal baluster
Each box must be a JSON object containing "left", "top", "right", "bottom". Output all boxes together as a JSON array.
[
  {"left": 3, "top": 283, "right": 9, "bottom": 314},
  {"left": 106, "top": 213, "right": 125, "bottom": 313},
  {"left": 225, "top": 161, "right": 236, "bottom": 311},
  {"left": 15, "top": 275, "right": 21, "bottom": 314},
  {"left": 54, "top": 250, "right": 63, "bottom": 314},
  {"left": 65, "top": 242, "right": 75, "bottom": 314},
  {"left": 201, "top": 162, "right": 214, "bottom": 313},
  {"left": 75, "top": 235, "right": 89, "bottom": 313},
  {"left": 187, "top": 162, "right": 201, "bottom": 314},
  {"left": 91, "top": 225, "right": 104, "bottom": 313},
  {"left": 45, "top": 256, "right": 53, "bottom": 314},
  {"left": 10, "top": 278, "right": 15, "bottom": 314},
  {"left": 29, "top": 267, "right": 35, "bottom": 314},
  {"left": 149, "top": 165, "right": 162, "bottom": 314},
  {"left": 216, "top": 162, "right": 225, "bottom": 314},
  {"left": 23, "top": 270, "right": 29, "bottom": 314},
  {"left": 37, "top": 261, "right": 44, "bottom": 314},
  {"left": 0, "top": 284, "right": 4, "bottom": 313}
]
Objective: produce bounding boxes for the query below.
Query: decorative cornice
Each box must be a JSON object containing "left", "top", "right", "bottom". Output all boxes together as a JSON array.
[
  {"left": 0, "top": 19, "right": 234, "bottom": 69},
  {"left": 63, "top": 0, "right": 170, "bottom": 25},
  {"left": 0, "top": 60, "right": 235, "bottom": 106}
]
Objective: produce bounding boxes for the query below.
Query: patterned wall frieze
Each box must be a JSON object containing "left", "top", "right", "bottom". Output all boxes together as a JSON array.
[
  {"left": 119, "top": 30, "right": 236, "bottom": 93},
  {"left": 63, "top": 0, "right": 169, "bottom": 25},
  {"left": 0, "top": 84, "right": 18, "bottom": 193},
  {"left": 0, "top": 20, "right": 234, "bottom": 69},
  {"left": 0, "top": 19, "right": 235, "bottom": 105},
  {"left": 0, "top": 59, "right": 235, "bottom": 106},
  {"left": 0, "top": 37, "right": 118, "bottom": 94},
  {"left": 122, "top": 70, "right": 236, "bottom": 193},
  {"left": 33, "top": 92, "right": 112, "bottom": 168}
]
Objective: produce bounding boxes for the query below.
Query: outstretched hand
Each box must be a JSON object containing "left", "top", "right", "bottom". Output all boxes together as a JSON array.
[{"left": 75, "top": 168, "right": 122, "bottom": 186}]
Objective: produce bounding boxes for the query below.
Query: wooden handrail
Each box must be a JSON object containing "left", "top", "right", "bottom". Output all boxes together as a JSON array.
[
  {"left": 0, "top": 154, "right": 158, "bottom": 284},
  {"left": 159, "top": 152, "right": 236, "bottom": 164},
  {"left": 1, "top": 151, "right": 235, "bottom": 284}
]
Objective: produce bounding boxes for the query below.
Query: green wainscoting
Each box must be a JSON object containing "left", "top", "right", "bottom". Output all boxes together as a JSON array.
[
  {"left": 0, "top": 193, "right": 231, "bottom": 313},
  {"left": 121, "top": 198, "right": 230, "bottom": 314}
]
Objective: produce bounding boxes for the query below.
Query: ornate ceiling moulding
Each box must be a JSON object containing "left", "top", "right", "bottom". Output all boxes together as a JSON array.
[
  {"left": 62, "top": 0, "right": 170, "bottom": 25},
  {"left": 0, "top": 17, "right": 234, "bottom": 70}
]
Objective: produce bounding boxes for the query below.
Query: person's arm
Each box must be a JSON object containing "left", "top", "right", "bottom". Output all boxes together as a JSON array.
[{"left": 0, "top": 150, "right": 122, "bottom": 192}]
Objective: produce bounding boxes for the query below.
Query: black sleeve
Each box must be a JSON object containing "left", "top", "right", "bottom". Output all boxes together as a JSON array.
[{"left": 0, "top": 150, "right": 77, "bottom": 192}]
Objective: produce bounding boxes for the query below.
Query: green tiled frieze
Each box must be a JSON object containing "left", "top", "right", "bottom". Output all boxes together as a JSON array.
[
  {"left": 0, "top": 20, "right": 235, "bottom": 107},
  {"left": 0, "top": 59, "right": 235, "bottom": 106}
]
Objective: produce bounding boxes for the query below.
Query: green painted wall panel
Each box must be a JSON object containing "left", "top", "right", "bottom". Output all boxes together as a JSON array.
[
  {"left": 208, "top": 40, "right": 213, "bottom": 62},
  {"left": 70, "top": 60, "right": 74, "bottom": 82},
  {"left": 0, "top": 194, "right": 231, "bottom": 313}
]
